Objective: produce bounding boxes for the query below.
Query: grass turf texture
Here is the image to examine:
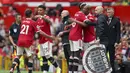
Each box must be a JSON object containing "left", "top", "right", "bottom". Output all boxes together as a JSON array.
[{"left": 0, "top": 70, "right": 53, "bottom": 73}]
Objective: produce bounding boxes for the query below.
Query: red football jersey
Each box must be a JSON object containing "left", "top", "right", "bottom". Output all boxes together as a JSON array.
[
  {"left": 83, "top": 13, "right": 96, "bottom": 42},
  {"left": 69, "top": 11, "right": 87, "bottom": 41},
  {"left": 36, "top": 15, "right": 52, "bottom": 44},
  {"left": 17, "top": 18, "right": 38, "bottom": 48}
]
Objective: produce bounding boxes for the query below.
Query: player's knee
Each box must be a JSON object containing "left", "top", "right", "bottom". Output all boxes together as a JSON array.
[
  {"left": 73, "top": 58, "right": 79, "bottom": 65},
  {"left": 28, "top": 58, "right": 33, "bottom": 63},
  {"left": 74, "top": 51, "right": 80, "bottom": 58},
  {"left": 28, "top": 61, "right": 33, "bottom": 71},
  {"left": 42, "top": 56, "right": 48, "bottom": 62},
  {"left": 42, "top": 56, "right": 47, "bottom": 60},
  {"left": 69, "top": 56, "right": 73, "bottom": 62},
  {"left": 27, "top": 54, "right": 33, "bottom": 59},
  {"left": 14, "top": 58, "right": 20, "bottom": 64},
  {"left": 17, "top": 55, "right": 22, "bottom": 59},
  {"left": 48, "top": 57, "right": 54, "bottom": 63}
]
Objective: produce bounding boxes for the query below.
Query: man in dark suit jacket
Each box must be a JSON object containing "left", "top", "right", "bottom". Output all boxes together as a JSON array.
[
  {"left": 95, "top": 6, "right": 121, "bottom": 73},
  {"left": 56, "top": 10, "right": 71, "bottom": 67},
  {"left": 106, "top": 7, "right": 121, "bottom": 73},
  {"left": 95, "top": 6, "right": 109, "bottom": 47},
  {"left": 107, "top": 7, "right": 120, "bottom": 46}
]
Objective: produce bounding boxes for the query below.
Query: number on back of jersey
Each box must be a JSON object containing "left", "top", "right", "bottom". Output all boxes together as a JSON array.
[{"left": 20, "top": 24, "right": 29, "bottom": 35}]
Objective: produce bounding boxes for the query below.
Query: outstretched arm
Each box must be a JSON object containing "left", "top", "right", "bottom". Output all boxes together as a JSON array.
[
  {"left": 69, "top": 18, "right": 87, "bottom": 27},
  {"left": 37, "top": 30, "right": 55, "bottom": 40},
  {"left": 84, "top": 20, "right": 97, "bottom": 26},
  {"left": 41, "top": 16, "right": 52, "bottom": 25}
]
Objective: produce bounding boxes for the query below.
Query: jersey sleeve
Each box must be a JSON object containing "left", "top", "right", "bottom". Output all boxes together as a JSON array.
[
  {"left": 44, "top": 15, "right": 50, "bottom": 19},
  {"left": 88, "top": 15, "right": 95, "bottom": 22},
  {"left": 32, "top": 21, "right": 39, "bottom": 32},
  {"left": 75, "top": 13, "right": 88, "bottom": 22},
  {"left": 9, "top": 24, "right": 13, "bottom": 36}
]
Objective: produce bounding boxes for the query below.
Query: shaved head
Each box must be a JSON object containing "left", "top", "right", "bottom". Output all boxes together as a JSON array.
[
  {"left": 96, "top": 6, "right": 104, "bottom": 12},
  {"left": 62, "top": 10, "right": 69, "bottom": 15},
  {"left": 95, "top": 6, "right": 104, "bottom": 15},
  {"left": 61, "top": 10, "right": 69, "bottom": 18}
]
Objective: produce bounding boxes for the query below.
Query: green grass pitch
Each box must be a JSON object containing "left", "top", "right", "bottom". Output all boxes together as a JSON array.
[{"left": 0, "top": 70, "right": 53, "bottom": 73}]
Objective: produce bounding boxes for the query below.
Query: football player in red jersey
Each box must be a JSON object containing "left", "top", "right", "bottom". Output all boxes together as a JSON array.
[
  {"left": 35, "top": 5, "right": 61, "bottom": 73},
  {"left": 69, "top": 5, "right": 96, "bottom": 73},
  {"left": 10, "top": 9, "right": 58, "bottom": 73},
  {"left": 83, "top": 12, "right": 96, "bottom": 50},
  {"left": 71, "top": 5, "right": 96, "bottom": 50},
  {"left": 68, "top": 3, "right": 92, "bottom": 73}
]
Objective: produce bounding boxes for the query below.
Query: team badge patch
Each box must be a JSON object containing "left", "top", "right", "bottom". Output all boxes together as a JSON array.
[
  {"left": 82, "top": 44, "right": 112, "bottom": 73},
  {"left": 13, "top": 28, "right": 17, "bottom": 33}
]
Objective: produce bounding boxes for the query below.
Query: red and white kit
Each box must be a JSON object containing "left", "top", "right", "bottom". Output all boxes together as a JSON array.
[
  {"left": 83, "top": 13, "right": 96, "bottom": 50},
  {"left": 69, "top": 11, "right": 88, "bottom": 51},
  {"left": 17, "top": 18, "right": 38, "bottom": 56},
  {"left": 36, "top": 15, "right": 53, "bottom": 56}
]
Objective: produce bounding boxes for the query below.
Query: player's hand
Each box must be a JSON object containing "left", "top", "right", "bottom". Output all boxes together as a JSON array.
[
  {"left": 64, "top": 25, "right": 68, "bottom": 30},
  {"left": 69, "top": 18, "right": 76, "bottom": 22},
  {"left": 94, "top": 39, "right": 100, "bottom": 45},
  {"left": 64, "top": 25, "right": 70, "bottom": 30},
  {"left": 54, "top": 38, "right": 58, "bottom": 45},
  {"left": 57, "top": 36, "right": 62, "bottom": 42},
  {"left": 57, "top": 32, "right": 64, "bottom": 37},
  {"left": 54, "top": 36, "right": 61, "bottom": 45},
  {"left": 35, "top": 15, "right": 42, "bottom": 19},
  {"left": 114, "top": 43, "right": 118, "bottom": 47},
  {"left": 13, "top": 43, "right": 17, "bottom": 49}
]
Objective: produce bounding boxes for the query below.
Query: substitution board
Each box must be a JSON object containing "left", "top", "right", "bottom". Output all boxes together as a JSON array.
[{"left": 82, "top": 44, "right": 112, "bottom": 73}]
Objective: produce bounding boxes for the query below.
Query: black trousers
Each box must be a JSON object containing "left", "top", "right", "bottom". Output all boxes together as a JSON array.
[
  {"left": 63, "top": 44, "right": 71, "bottom": 66},
  {"left": 123, "top": 61, "right": 130, "bottom": 73},
  {"left": 106, "top": 44, "right": 115, "bottom": 73}
]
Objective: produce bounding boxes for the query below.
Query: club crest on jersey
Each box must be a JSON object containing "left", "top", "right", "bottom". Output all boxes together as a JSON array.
[
  {"left": 37, "top": 25, "right": 44, "bottom": 29},
  {"left": 72, "top": 22, "right": 76, "bottom": 27},
  {"left": 85, "top": 16, "right": 88, "bottom": 19},
  {"left": 75, "top": 14, "right": 79, "bottom": 16},
  {"left": 82, "top": 44, "right": 112, "bottom": 73}
]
